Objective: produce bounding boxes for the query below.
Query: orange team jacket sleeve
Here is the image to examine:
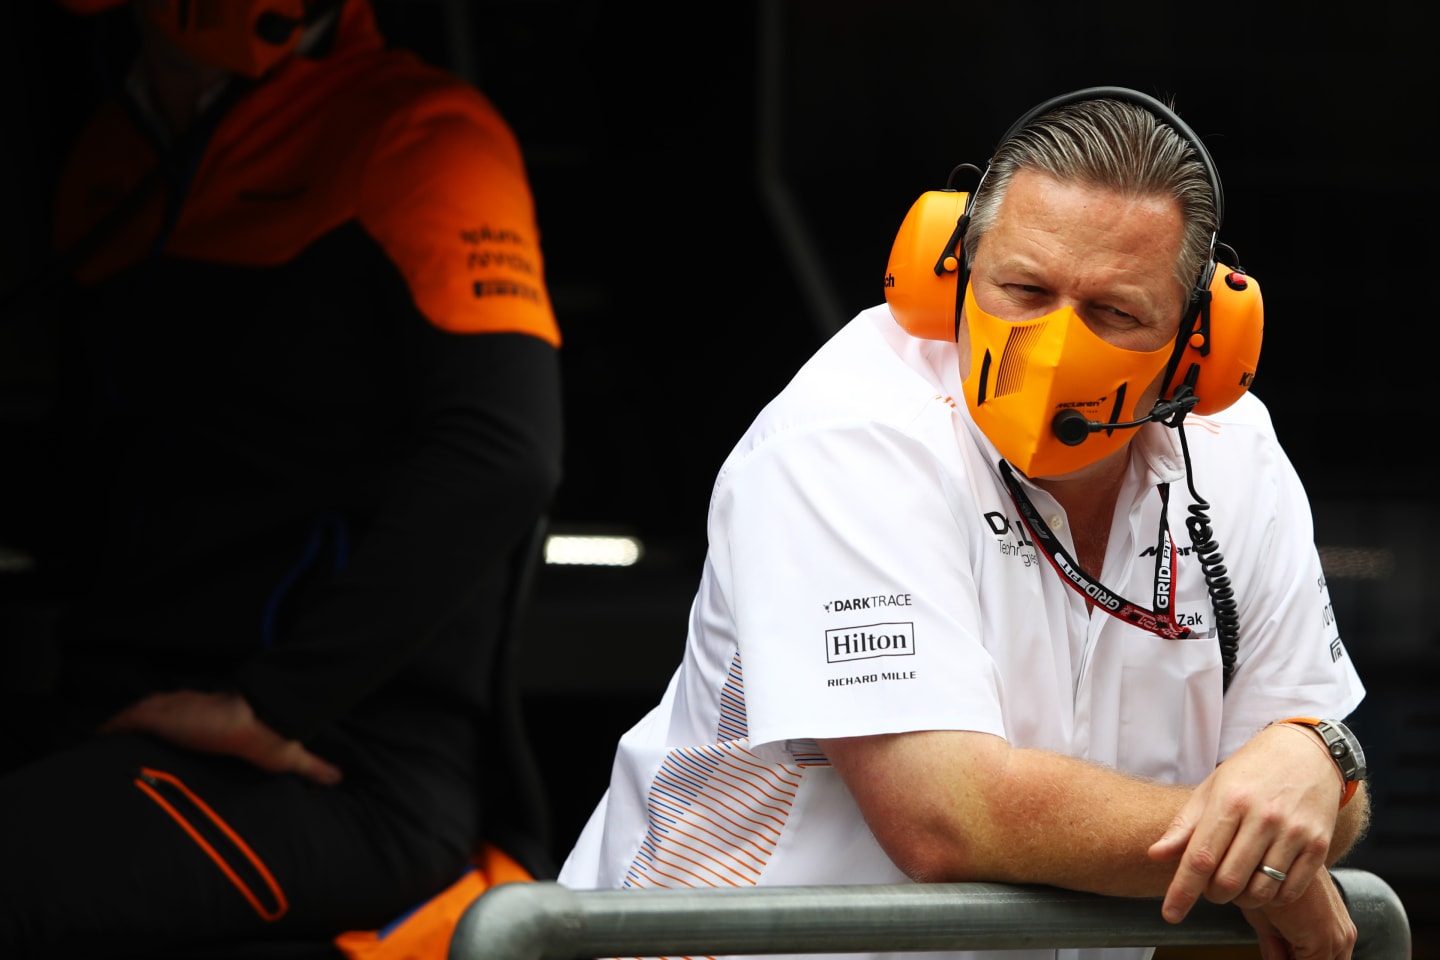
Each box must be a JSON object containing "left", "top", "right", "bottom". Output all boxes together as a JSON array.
[
  {"left": 52, "top": 32, "right": 559, "bottom": 350},
  {"left": 357, "top": 86, "right": 560, "bottom": 345}
]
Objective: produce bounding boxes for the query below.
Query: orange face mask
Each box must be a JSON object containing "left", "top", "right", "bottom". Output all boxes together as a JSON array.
[
  {"left": 961, "top": 283, "right": 1175, "bottom": 478},
  {"left": 54, "top": 0, "right": 311, "bottom": 78}
]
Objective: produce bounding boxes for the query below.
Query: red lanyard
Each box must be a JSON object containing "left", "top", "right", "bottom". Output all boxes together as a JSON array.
[{"left": 998, "top": 460, "right": 1192, "bottom": 640}]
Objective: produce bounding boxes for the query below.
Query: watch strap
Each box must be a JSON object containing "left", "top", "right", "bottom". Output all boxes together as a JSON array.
[{"left": 1276, "top": 716, "right": 1360, "bottom": 808}]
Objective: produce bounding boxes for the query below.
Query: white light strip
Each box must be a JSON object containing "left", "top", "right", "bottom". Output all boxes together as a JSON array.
[
  {"left": 545, "top": 534, "right": 644, "bottom": 567},
  {"left": 0, "top": 545, "right": 35, "bottom": 574}
]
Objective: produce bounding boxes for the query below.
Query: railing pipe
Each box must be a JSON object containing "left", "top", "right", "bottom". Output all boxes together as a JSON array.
[{"left": 449, "top": 868, "right": 1409, "bottom": 960}]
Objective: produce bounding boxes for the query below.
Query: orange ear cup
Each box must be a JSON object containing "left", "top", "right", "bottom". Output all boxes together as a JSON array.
[
  {"left": 884, "top": 190, "right": 971, "bottom": 342},
  {"left": 1175, "top": 265, "right": 1264, "bottom": 416}
]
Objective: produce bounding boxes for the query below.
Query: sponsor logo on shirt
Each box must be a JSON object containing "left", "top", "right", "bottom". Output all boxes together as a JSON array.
[
  {"left": 472, "top": 280, "right": 542, "bottom": 301},
  {"left": 985, "top": 511, "right": 1040, "bottom": 568},
  {"left": 826, "top": 671, "right": 916, "bottom": 687},
  {"left": 460, "top": 226, "right": 525, "bottom": 245},
  {"left": 824, "top": 594, "right": 911, "bottom": 612},
  {"left": 1140, "top": 544, "right": 1197, "bottom": 558},
  {"left": 466, "top": 250, "right": 537, "bottom": 273},
  {"left": 462, "top": 224, "right": 542, "bottom": 300},
  {"left": 825, "top": 622, "right": 915, "bottom": 663},
  {"left": 1317, "top": 574, "right": 1347, "bottom": 662}
]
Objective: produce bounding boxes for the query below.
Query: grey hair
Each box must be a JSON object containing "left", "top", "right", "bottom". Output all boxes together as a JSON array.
[{"left": 963, "top": 97, "right": 1218, "bottom": 300}]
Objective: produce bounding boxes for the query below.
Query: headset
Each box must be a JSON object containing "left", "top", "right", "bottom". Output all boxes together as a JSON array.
[{"left": 883, "top": 86, "right": 1263, "bottom": 419}]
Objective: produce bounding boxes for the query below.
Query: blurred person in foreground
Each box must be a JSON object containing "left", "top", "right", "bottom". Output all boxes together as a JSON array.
[{"left": 0, "top": 1, "right": 562, "bottom": 956}]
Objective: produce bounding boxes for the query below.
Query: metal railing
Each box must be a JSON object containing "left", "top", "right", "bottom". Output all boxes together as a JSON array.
[{"left": 449, "top": 868, "right": 1410, "bottom": 960}]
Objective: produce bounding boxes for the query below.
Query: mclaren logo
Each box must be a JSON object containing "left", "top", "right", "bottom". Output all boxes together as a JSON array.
[{"left": 825, "top": 622, "right": 915, "bottom": 663}]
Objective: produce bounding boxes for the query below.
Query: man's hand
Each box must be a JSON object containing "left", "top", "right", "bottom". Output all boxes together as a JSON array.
[
  {"left": 1244, "top": 866, "right": 1357, "bottom": 960},
  {"left": 1147, "top": 722, "right": 1342, "bottom": 923},
  {"left": 100, "top": 690, "right": 343, "bottom": 786}
]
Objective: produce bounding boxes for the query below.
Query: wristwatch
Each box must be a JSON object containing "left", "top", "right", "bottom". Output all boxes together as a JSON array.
[{"left": 1279, "top": 717, "right": 1366, "bottom": 807}]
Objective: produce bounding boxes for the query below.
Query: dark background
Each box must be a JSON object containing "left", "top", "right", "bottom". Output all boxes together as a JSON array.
[{"left": 2, "top": 0, "right": 1435, "bottom": 951}]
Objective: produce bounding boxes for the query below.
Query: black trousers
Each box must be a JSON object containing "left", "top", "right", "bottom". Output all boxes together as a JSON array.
[{"left": 0, "top": 701, "right": 481, "bottom": 960}]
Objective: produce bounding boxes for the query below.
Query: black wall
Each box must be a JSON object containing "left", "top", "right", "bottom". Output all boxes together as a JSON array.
[{"left": 6, "top": 2, "right": 1435, "bottom": 537}]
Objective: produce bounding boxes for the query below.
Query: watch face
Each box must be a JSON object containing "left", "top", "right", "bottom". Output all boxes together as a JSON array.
[{"left": 1320, "top": 720, "right": 1367, "bottom": 781}]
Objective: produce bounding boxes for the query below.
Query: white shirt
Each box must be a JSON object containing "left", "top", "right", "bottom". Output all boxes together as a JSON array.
[{"left": 559, "top": 304, "right": 1365, "bottom": 960}]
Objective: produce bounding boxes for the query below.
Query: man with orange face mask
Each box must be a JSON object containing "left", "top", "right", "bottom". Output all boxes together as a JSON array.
[
  {"left": 558, "top": 88, "right": 1370, "bottom": 960},
  {"left": 0, "top": 1, "right": 561, "bottom": 957}
]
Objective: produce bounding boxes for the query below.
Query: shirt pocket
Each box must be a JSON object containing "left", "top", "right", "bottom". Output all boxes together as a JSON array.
[{"left": 1116, "top": 630, "right": 1224, "bottom": 784}]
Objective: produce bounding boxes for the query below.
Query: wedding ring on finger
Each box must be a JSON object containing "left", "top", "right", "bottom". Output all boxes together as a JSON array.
[{"left": 1257, "top": 864, "right": 1288, "bottom": 883}]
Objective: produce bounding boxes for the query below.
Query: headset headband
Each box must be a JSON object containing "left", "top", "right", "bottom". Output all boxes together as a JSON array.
[{"left": 992, "top": 86, "right": 1224, "bottom": 227}]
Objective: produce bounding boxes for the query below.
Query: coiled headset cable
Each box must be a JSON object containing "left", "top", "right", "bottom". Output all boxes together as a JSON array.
[{"left": 1174, "top": 417, "right": 1240, "bottom": 691}]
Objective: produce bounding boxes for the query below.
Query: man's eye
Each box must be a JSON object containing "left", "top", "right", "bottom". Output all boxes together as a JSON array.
[{"left": 1004, "top": 284, "right": 1045, "bottom": 300}]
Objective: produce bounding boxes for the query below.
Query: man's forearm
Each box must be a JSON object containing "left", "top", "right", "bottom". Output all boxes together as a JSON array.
[{"left": 1327, "top": 784, "right": 1370, "bottom": 865}]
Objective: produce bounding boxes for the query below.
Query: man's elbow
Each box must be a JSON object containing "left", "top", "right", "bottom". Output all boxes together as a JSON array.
[{"left": 871, "top": 818, "right": 1001, "bottom": 885}]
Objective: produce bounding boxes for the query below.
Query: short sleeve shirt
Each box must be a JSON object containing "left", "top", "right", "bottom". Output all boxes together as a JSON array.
[{"left": 559, "top": 304, "right": 1364, "bottom": 960}]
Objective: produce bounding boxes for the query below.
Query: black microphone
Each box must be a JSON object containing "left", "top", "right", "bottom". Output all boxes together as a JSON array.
[{"left": 1051, "top": 392, "right": 1199, "bottom": 447}]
